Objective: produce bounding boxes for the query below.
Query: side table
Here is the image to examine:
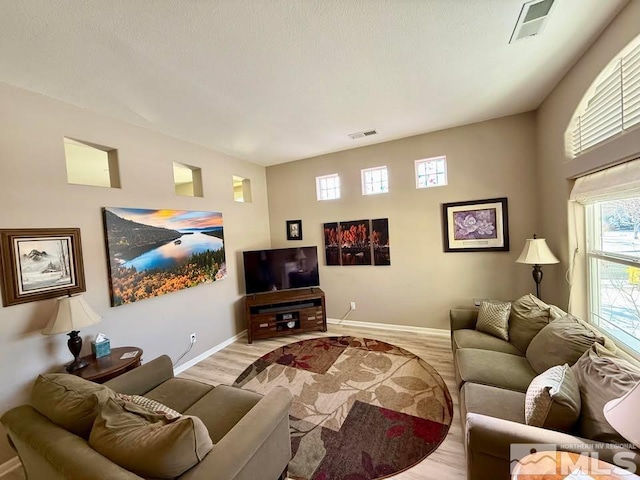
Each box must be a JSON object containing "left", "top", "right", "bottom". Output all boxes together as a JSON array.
[
  {"left": 68, "top": 346, "right": 143, "bottom": 384},
  {"left": 512, "top": 451, "right": 640, "bottom": 480}
]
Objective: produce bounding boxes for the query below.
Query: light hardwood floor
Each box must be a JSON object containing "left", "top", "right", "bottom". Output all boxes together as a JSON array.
[{"left": 2, "top": 324, "right": 466, "bottom": 480}]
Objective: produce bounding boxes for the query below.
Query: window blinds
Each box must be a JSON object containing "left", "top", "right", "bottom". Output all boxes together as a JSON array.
[
  {"left": 570, "top": 157, "right": 640, "bottom": 204},
  {"left": 572, "top": 41, "right": 640, "bottom": 157}
]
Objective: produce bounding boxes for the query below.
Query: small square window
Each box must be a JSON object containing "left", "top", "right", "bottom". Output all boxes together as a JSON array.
[
  {"left": 64, "top": 138, "right": 120, "bottom": 188},
  {"left": 316, "top": 173, "right": 340, "bottom": 201},
  {"left": 361, "top": 166, "right": 389, "bottom": 195},
  {"left": 233, "top": 175, "right": 252, "bottom": 203},
  {"left": 416, "top": 156, "right": 447, "bottom": 189},
  {"left": 173, "top": 162, "right": 203, "bottom": 197}
]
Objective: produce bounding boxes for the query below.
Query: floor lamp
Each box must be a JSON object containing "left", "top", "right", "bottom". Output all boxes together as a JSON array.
[{"left": 516, "top": 234, "right": 559, "bottom": 300}]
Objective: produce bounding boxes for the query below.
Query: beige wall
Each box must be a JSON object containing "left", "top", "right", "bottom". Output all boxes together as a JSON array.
[
  {"left": 266, "top": 113, "right": 539, "bottom": 330},
  {"left": 0, "top": 82, "right": 270, "bottom": 463},
  {"left": 537, "top": 1, "right": 640, "bottom": 313}
]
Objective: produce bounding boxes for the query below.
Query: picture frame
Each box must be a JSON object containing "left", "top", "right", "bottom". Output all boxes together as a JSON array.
[
  {"left": 442, "top": 197, "right": 509, "bottom": 252},
  {"left": 0, "top": 228, "right": 86, "bottom": 306},
  {"left": 286, "top": 220, "right": 303, "bottom": 241}
]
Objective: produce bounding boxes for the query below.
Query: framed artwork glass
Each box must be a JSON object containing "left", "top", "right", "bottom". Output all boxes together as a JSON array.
[
  {"left": 442, "top": 197, "right": 509, "bottom": 252},
  {"left": 286, "top": 220, "right": 303, "bottom": 240},
  {"left": 0, "top": 228, "right": 86, "bottom": 306}
]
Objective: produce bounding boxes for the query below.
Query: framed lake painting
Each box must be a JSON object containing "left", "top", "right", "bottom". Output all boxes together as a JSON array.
[
  {"left": 103, "top": 207, "right": 226, "bottom": 306},
  {"left": 442, "top": 197, "right": 509, "bottom": 252},
  {"left": 0, "top": 228, "right": 86, "bottom": 306}
]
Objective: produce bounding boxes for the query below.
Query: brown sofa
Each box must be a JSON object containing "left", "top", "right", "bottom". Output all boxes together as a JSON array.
[
  {"left": 1, "top": 355, "right": 293, "bottom": 480},
  {"left": 451, "top": 306, "right": 640, "bottom": 480}
]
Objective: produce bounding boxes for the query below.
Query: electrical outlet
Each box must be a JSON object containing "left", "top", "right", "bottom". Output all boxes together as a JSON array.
[
  {"left": 190, "top": 333, "right": 197, "bottom": 344},
  {"left": 350, "top": 301, "right": 356, "bottom": 310}
]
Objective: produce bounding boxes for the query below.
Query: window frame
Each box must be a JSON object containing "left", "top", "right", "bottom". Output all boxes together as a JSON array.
[
  {"left": 415, "top": 156, "right": 448, "bottom": 189},
  {"left": 361, "top": 166, "right": 389, "bottom": 196},
  {"left": 316, "top": 173, "right": 341, "bottom": 201}
]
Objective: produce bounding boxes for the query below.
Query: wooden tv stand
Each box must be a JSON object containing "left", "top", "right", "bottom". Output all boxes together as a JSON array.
[{"left": 245, "top": 288, "right": 327, "bottom": 344}]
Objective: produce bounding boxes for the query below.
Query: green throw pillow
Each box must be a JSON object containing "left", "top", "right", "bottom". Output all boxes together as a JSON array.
[
  {"left": 476, "top": 300, "right": 511, "bottom": 341},
  {"left": 508, "top": 294, "right": 554, "bottom": 353}
]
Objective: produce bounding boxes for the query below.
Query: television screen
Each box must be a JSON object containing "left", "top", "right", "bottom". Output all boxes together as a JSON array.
[{"left": 243, "top": 246, "right": 320, "bottom": 294}]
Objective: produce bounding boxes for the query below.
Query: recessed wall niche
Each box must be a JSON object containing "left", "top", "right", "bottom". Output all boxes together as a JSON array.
[
  {"left": 233, "top": 175, "right": 252, "bottom": 203},
  {"left": 173, "top": 162, "right": 203, "bottom": 197},
  {"left": 64, "top": 138, "right": 120, "bottom": 188}
]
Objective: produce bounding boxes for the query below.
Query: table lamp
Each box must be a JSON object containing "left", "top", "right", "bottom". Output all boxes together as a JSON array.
[
  {"left": 42, "top": 294, "right": 102, "bottom": 372},
  {"left": 516, "top": 234, "right": 559, "bottom": 300},
  {"left": 603, "top": 381, "right": 640, "bottom": 448}
]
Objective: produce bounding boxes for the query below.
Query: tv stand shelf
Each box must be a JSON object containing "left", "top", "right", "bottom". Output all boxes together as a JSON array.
[{"left": 245, "top": 288, "right": 327, "bottom": 344}]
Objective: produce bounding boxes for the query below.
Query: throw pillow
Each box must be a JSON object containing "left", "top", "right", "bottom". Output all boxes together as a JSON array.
[
  {"left": 509, "top": 294, "right": 554, "bottom": 353},
  {"left": 572, "top": 344, "right": 640, "bottom": 444},
  {"left": 31, "top": 373, "right": 115, "bottom": 438},
  {"left": 90, "top": 398, "right": 213, "bottom": 479},
  {"left": 525, "top": 364, "right": 581, "bottom": 431},
  {"left": 526, "top": 314, "right": 606, "bottom": 374},
  {"left": 116, "top": 393, "right": 181, "bottom": 419},
  {"left": 476, "top": 300, "right": 511, "bottom": 341}
]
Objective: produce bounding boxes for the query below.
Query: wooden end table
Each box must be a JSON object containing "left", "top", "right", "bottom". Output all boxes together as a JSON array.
[
  {"left": 67, "top": 347, "right": 143, "bottom": 383},
  {"left": 512, "top": 451, "right": 640, "bottom": 480}
]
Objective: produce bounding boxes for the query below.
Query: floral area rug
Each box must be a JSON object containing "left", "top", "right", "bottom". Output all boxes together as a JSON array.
[{"left": 233, "top": 336, "right": 453, "bottom": 480}]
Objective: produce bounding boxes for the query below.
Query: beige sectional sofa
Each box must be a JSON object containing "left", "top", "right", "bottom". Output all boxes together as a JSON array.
[
  {"left": 1, "top": 355, "right": 293, "bottom": 480},
  {"left": 451, "top": 296, "right": 640, "bottom": 480}
]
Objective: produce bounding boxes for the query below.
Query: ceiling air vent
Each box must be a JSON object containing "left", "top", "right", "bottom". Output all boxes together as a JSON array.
[
  {"left": 509, "top": 0, "right": 555, "bottom": 44},
  {"left": 348, "top": 129, "right": 378, "bottom": 140}
]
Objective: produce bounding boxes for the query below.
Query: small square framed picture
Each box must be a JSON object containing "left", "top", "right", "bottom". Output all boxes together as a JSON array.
[{"left": 286, "top": 220, "right": 303, "bottom": 241}]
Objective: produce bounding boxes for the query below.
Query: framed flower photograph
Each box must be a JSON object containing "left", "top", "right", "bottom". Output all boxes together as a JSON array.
[
  {"left": 442, "top": 197, "right": 509, "bottom": 252},
  {"left": 0, "top": 228, "right": 86, "bottom": 306}
]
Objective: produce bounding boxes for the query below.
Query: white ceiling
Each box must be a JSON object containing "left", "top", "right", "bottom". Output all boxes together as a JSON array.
[{"left": 0, "top": 0, "right": 627, "bottom": 166}]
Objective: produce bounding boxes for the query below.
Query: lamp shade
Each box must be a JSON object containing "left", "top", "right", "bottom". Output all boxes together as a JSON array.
[
  {"left": 42, "top": 294, "right": 102, "bottom": 335},
  {"left": 603, "top": 381, "right": 640, "bottom": 448},
  {"left": 516, "top": 237, "right": 559, "bottom": 265}
]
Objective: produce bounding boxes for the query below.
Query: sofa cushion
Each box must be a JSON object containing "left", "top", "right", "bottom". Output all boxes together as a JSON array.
[
  {"left": 476, "top": 301, "right": 511, "bottom": 341},
  {"left": 116, "top": 393, "right": 181, "bottom": 419},
  {"left": 452, "top": 329, "right": 523, "bottom": 356},
  {"left": 31, "top": 373, "right": 115, "bottom": 439},
  {"left": 184, "top": 385, "right": 263, "bottom": 443},
  {"left": 525, "top": 364, "right": 581, "bottom": 432},
  {"left": 461, "top": 382, "right": 525, "bottom": 428},
  {"left": 526, "top": 314, "right": 606, "bottom": 374},
  {"left": 508, "top": 294, "right": 554, "bottom": 353},
  {"left": 89, "top": 397, "right": 213, "bottom": 479},
  {"left": 572, "top": 344, "right": 640, "bottom": 444},
  {"left": 144, "top": 377, "right": 214, "bottom": 413},
  {"left": 455, "top": 348, "right": 537, "bottom": 392}
]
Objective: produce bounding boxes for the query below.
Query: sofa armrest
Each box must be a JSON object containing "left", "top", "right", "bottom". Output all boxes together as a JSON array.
[
  {"left": 450, "top": 308, "right": 479, "bottom": 331},
  {"left": 466, "top": 413, "right": 640, "bottom": 479},
  {"left": 1, "top": 406, "right": 142, "bottom": 480},
  {"left": 180, "top": 386, "right": 293, "bottom": 480},
  {"left": 104, "top": 355, "right": 174, "bottom": 395}
]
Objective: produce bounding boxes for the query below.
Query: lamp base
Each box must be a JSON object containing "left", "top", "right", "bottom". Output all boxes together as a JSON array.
[{"left": 65, "top": 358, "right": 89, "bottom": 373}]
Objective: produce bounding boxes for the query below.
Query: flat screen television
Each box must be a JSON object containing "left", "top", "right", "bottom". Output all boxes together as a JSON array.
[{"left": 243, "top": 246, "right": 320, "bottom": 294}]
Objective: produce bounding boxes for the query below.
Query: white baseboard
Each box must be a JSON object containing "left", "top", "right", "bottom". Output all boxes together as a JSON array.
[
  {"left": 0, "top": 457, "right": 21, "bottom": 477},
  {"left": 327, "top": 318, "right": 449, "bottom": 337},
  {"left": 173, "top": 330, "right": 247, "bottom": 375}
]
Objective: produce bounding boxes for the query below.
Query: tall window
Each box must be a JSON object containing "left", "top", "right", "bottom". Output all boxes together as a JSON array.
[
  {"left": 361, "top": 166, "right": 388, "bottom": 195},
  {"left": 587, "top": 197, "right": 640, "bottom": 353},
  {"left": 415, "top": 156, "right": 447, "bottom": 189},
  {"left": 570, "top": 37, "right": 640, "bottom": 157},
  {"left": 316, "top": 173, "right": 340, "bottom": 201}
]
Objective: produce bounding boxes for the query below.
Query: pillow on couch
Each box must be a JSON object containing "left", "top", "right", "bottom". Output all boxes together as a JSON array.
[
  {"left": 526, "top": 314, "right": 605, "bottom": 374},
  {"left": 476, "top": 300, "right": 511, "bottom": 341},
  {"left": 525, "top": 364, "right": 581, "bottom": 432},
  {"left": 509, "top": 294, "right": 554, "bottom": 353},
  {"left": 116, "top": 393, "right": 181, "bottom": 419},
  {"left": 31, "top": 373, "right": 115, "bottom": 438},
  {"left": 572, "top": 343, "right": 640, "bottom": 444},
  {"left": 89, "top": 397, "right": 213, "bottom": 479}
]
